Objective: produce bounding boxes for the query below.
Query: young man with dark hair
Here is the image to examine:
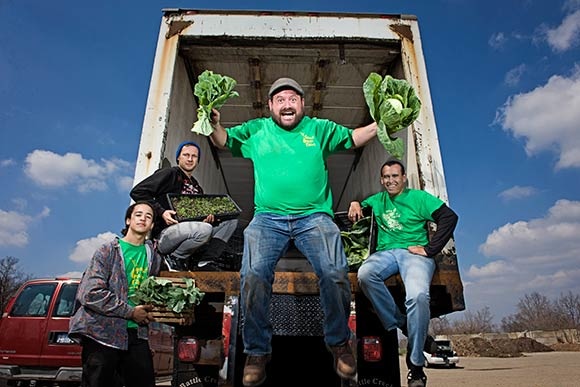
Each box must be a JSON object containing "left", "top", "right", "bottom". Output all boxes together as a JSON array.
[{"left": 69, "top": 201, "right": 162, "bottom": 387}]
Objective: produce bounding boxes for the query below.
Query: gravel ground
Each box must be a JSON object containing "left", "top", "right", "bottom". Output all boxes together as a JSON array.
[{"left": 400, "top": 351, "right": 580, "bottom": 387}]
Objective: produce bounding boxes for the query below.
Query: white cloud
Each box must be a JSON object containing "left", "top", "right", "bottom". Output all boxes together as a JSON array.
[
  {"left": 23, "top": 150, "right": 133, "bottom": 192},
  {"left": 69, "top": 232, "right": 117, "bottom": 263},
  {"left": 0, "top": 206, "right": 50, "bottom": 247},
  {"left": 1, "top": 158, "right": 15, "bottom": 167},
  {"left": 116, "top": 175, "right": 135, "bottom": 193},
  {"left": 467, "top": 260, "right": 516, "bottom": 278},
  {"left": 544, "top": 9, "right": 580, "bottom": 52},
  {"left": 504, "top": 64, "right": 526, "bottom": 87},
  {"left": 488, "top": 32, "right": 507, "bottom": 50},
  {"left": 462, "top": 199, "right": 580, "bottom": 319},
  {"left": 498, "top": 185, "right": 538, "bottom": 201},
  {"left": 495, "top": 68, "right": 580, "bottom": 169},
  {"left": 564, "top": 0, "right": 580, "bottom": 13}
]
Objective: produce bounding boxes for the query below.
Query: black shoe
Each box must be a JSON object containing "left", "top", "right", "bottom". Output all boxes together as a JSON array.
[
  {"left": 407, "top": 365, "right": 427, "bottom": 387},
  {"left": 163, "top": 255, "right": 189, "bottom": 272},
  {"left": 193, "top": 260, "right": 223, "bottom": 272}
]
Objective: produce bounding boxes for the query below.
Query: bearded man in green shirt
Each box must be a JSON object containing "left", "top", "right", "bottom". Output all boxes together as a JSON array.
[{"left": 209, "top": 77, "right": 378, "bottom": 387}]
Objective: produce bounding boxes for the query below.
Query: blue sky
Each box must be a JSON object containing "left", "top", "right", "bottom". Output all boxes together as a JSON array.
[{"left": 1, "top": 0, "right": 579, "bottom": 324}]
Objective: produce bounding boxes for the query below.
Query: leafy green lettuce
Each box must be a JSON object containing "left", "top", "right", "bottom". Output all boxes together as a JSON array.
[
  {"left": 363, "top": 73, "right": 422, "bottom": 158},
  {"left": 191, "top": 70, "right": 239, "bottom": 136},
  {"left": 340, "top": 216, "right": 371, "bottom": 270},
  {"left": 130, "top": 276, "right": 205, "bottom": 313}
]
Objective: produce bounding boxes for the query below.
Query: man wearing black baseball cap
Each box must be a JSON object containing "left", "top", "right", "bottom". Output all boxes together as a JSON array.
[
  {"left": 209, "top": 77, "right": 378, "bottom": 386},
  {"left": 130, "top": 141, "right": 238, "bottom": 272}
]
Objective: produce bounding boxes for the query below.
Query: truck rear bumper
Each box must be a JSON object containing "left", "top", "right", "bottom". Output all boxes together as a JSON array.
[{"left": 0, "top": 365, "right": 81, "bottom": 383}]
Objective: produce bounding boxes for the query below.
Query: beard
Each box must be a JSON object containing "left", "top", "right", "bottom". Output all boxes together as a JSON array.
[{"left": 271, "top": 108, "right": 304, "bottom": 130}]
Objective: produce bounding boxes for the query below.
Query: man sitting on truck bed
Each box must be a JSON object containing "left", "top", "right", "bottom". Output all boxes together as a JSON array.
[
  {"left": 209, "top": 77, "right": 378, "bottom": 386},
  {"left": 348, "top": 159, "right": 458, "bottom": 387},
  {"left": 130, "top": 141, "right": 238, "bottom": 271}
]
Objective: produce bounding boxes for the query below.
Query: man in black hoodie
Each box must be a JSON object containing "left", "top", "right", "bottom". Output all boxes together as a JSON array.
[{"left": 130, "top": 141, "right": 238, "bottom": 271}]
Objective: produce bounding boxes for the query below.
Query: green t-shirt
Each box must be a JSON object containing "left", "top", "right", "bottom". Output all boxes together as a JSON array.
[
  {"left": 226, "top": 116, "right": 354, "bottom": 216},
  {"left": 362, "top": 188, "right": 444, "bottom": 251},
  {"left": 119, "top": 239, "right": 148, "bottom": 329}
]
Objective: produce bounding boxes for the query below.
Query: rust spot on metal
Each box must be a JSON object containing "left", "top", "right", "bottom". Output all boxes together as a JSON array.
[
  {"left": 166, "top": 19, "right": 194, "bottom": 39},
  {"left": 390, "top": 24, "right": 413, "bottom": 42}
]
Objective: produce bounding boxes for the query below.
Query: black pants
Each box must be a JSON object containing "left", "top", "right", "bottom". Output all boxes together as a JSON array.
[{"left": 81, "top": 329, "right": 155, "bottom": 387}]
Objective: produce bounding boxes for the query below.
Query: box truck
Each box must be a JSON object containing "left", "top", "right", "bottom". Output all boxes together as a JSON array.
[{"left": 134, "top": 9, "right": 465, "bottom": 387}]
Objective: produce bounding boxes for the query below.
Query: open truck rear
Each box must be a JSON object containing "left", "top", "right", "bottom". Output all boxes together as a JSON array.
[{"left": 133, "top": 9, "right": 465, "bottom": 387}]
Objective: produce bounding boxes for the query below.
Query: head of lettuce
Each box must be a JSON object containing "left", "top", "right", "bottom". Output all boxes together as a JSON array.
[
  {"left": 191, "top": 70, "right": 239, "bottom": 136},
  {"left": 363, "top": 73, "right": 421, "bottom": 159}
]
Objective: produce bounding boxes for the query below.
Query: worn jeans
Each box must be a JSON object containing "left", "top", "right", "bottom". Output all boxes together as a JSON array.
[
  {"left": 357, "top": 248, "right": 435, "bottom": 367},
  {"left": 240, "top": 212, "right": 352, "bottom": 355},
  {"left": 157, "top": 219, "right": 237, "bottom": 260}
]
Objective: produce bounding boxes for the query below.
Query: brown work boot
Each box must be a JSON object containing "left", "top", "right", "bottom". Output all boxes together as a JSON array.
[
  {"left": 242, "top": 354, "right": 270, "bottom": 387},
  {"left": 329, "top": 342, "right": 356, "bottom": 380}
]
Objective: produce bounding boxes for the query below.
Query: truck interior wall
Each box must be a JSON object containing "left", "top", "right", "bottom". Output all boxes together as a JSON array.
[{"left": 163, "top": 55, "right": 230, "bottom": 197}]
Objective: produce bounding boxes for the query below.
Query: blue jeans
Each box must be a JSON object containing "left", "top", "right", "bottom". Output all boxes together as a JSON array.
[
  {"left": 156, "top": 221, "right": 213, "bottom": 259},
  {"left": 357, "top": 248, "right": 435, "bottom": 367},
  {"left": 240, "top": 212, "right": 352, "bottom": 355}
]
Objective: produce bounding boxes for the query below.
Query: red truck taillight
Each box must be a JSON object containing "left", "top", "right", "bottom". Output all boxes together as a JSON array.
[
  {"left": 177, "top": 337, "right": 200, "bottom": 362},
  {"left": 362, "top": 336, "right": 382, "bottom": 362}
]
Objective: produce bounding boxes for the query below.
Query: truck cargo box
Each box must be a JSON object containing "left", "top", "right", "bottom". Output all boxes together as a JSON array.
[{"left": 133, "top": 9, "right": 465, "bottom": 387}]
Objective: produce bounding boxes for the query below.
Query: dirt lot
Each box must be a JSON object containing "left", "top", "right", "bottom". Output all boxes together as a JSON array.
[{"left": 399, "top": 351, "right": 580, "bottom": 387}]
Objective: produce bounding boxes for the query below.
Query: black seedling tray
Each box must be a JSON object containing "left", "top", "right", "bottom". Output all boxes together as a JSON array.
[{"left": 167, "top": 193, "right": 242, "bottom": 222}]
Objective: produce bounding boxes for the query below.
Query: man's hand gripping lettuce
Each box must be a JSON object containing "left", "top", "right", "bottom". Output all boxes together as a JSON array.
[
  {"left": 191, "top": 70, "right": 239, "bottom": 136},
  {"left": 363, "top": 73, "right": 421, "bottom": 158}
]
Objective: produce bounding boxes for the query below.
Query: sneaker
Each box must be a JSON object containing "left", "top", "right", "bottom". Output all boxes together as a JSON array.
[
  {"left": 407, "top": 365, "right": 427, "bottom": 387},
  {"left": 163, "top": 255, "right": 189, "bottom": 272},
  {"left": 328, "top": 342, "right": 356, "bottom": 380},
  {"left": 193, "top": 260, "right": 223, "bottom": 272},
  {"left": 242, "top": 354, "right": 270, "bottom": 387}
]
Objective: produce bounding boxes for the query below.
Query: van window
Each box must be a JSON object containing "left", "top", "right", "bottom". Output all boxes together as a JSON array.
[
  {"left": 54, "top": 283, "right": 79, "bottom": 317},
  {"left": 11, "top": 283, "right": 57, "bottom": 317}
]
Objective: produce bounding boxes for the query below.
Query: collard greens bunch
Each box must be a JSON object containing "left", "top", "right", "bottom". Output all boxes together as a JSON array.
[
  {"left": 130, "top": 276, "right": 204, "bottom": 313},
  {"left": 340, "top": 216, "right": 372, "bottom": 270},
  {"left": 191, "top": 70, "right": 239, "bottom": 136},
  {"left": 363, "top": 73, "right": 422, "bottom": 159}
]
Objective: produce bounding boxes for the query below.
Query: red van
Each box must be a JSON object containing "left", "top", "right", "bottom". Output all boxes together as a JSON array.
[{"left": 0, "top": 278, "right": 174, "bottom": 387}]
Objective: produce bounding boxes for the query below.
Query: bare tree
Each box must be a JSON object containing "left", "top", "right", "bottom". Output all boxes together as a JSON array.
[
  {"left": 451, "top": 306, "right": 496, "bottom": 334},
  {"left": 0, "top": 256, "right": 31, "bottom": 314},
  {"left": 429, "top": 315, "right": 452, "bottom": 335},
  {"left": 554, "top": 291, "right": 580, "bottom": 329},
  {"left": 501, "top": 292, "right": 562, "bottom": 332}
]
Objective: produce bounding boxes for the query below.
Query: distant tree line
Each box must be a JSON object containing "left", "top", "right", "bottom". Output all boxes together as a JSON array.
[
  {"left": 431, "top": 291, "right": 580, "bottom": 334},
  {"left": 0, "top": 256, "right": 31, "bottom": 313}
]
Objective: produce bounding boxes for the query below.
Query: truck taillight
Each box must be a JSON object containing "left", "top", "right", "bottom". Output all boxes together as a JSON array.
[
  {"left": 177, "top": 337, "right": 200, "bottom": 362},
  {"left": 362, "top": 336, "right": 382, "bottom": 362}
]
